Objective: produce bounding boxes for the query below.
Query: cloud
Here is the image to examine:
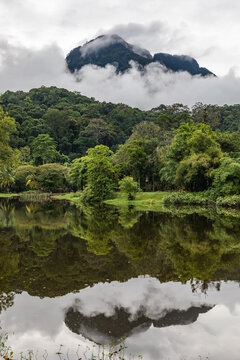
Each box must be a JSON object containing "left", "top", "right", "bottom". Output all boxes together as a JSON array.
[
  {"left": 0, "top": 39, "right": 240, "bottom": 110},
  {"left": 97, "top": 21, "right": 189, "bottom": 55},
  {"left": 79, "top": 34, "right": 128, "bottom": 57}
]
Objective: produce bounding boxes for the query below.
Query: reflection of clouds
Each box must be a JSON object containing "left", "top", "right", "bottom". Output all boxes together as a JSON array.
[
  {"left": 1, "top": 278, "right": 240, "bottom": 359},
  {"left": 128, "top": 305, "right": 240, "bottom": 360}
]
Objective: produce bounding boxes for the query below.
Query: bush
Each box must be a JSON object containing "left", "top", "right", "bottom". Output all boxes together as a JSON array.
[
  {"left": 36, "top": 163, "right": 69, "bottom": 192},
  {"left": 216, "top": 195, "right": 240, "bottom": 208},
  {"left": 14, "top": 165, "right": 37, "bottom": 191},
  {"left": 119, "top": 176, "right": 139, "bottom": 200},
  {"left": 212, "top": 157, "right": 240, "bottom": 196},
  {"left": 163, "top": 191, "right": 215, "bottom": 206}
]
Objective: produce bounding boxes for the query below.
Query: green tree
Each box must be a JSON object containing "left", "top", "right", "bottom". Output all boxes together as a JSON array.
[
  {"left": 119, "top": 176, "right": 139, "bottom": 200},
  {"left": 83, "top": 145, "right": 117, "bottom": 202},
  {"left": 0, "top": 107, "right": 17, "bottom": 188},
  {"left": 160, "top": 122, "right": 223, "bottom": 191},
  {"left": 14, "top": 165, "right": 37, "bottom": 191},
  {"left": 212, "top": 157, "right": 240, "bottom": 195},
  {"left": 31, "top": 134, "right": 64, "bottom": 165},
  {"left": 67, "top": 156, "right": 89, "bottom": 191},
  {"left": 36, "top": 163, "right": 68, "bottom": 192}
]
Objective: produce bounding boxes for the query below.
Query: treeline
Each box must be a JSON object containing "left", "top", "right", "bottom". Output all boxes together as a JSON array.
[
  {"left": 0, "top": 86, "right": 240, "bottom": 199},
  {"left": 1, "top": 86, "right": 240, "bottom": 162}
]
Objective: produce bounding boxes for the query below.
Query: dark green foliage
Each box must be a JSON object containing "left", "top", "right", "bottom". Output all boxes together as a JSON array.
[
  {"left": 163, "top": 192, "right": 215, "bottom": 206},
  {"left": 14, "top": 165, "right": 37, "bottom": 192},
  {"left": 82, "top": 145, "right": 118, "bottom": 202},
  {"left": 31, "top": 134, "right": 65, "bottom": 165},
  {"left": 216, "top": 195, "right": 240, "bottom": 208},
  {"left": 212, "top": 157, "right": 240, "bottom": 195},
  {"left": 0, "top": 86, "right": 161, "bottom": 161},
  {"left": 67, "top": 156, "right": 88, "bottom": 191},
  {"left": 2, "top": 86, "right": 240, "bottom": 196},
  {"left": 12, "top": 163, "right": 69, "bottom": 192},
  {"left": 0, "top": 107, "right": 17, "bottom": 188},
  {"left": 160, "top": 122, "right": 223, "bottom": 191},
  {"left": 114, "top": 122, "right": 162, "bottom": 190},
  {"left": 1, "top": 86, "right": 240, "bottom": 166},
  {"left": 36, "top": 164, "right": 68, "bottom": 192}
]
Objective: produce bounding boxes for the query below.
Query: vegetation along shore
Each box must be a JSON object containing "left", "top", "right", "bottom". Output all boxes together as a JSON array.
[{"left": 0, "top": 86, "right": 240, "bottom": 207}]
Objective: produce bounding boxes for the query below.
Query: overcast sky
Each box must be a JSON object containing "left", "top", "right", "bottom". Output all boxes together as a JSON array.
[{"left": 0, "top": 0, "right": 240, "bottom": 108}]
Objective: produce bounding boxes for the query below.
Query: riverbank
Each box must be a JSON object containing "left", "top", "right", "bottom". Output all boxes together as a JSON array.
[{"left": 1, "top": 191, "right": 240, "bottom": 210}]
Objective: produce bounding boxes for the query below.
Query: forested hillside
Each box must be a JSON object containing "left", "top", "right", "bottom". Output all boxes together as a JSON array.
[
  {"left": 1, "top": 86, "right": 240, "bottom": 199},
  {"left": 1, "top": 86, "right": 240, "bottom": 163}
]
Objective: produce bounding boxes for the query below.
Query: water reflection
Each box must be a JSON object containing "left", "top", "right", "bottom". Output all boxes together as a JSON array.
[
  {"left": 0, "top": 199, "right": 240, "bottom": 300},
  {"left": 0, "top": 199, "right": 240, "bottom": 359},
  {"left": 65, "top": 305, "right": 213, "bottom": 345}
]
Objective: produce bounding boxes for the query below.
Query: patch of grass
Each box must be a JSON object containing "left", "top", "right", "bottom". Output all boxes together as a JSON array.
[
  {"left": 105, "top": 191, "right": 172, "bottom": 211},
  {"left": 0, "top": 193, "right": 19, "bottom": 198},
  {"left": 51, "top": 192, "right": 82, "bottom": 204}
]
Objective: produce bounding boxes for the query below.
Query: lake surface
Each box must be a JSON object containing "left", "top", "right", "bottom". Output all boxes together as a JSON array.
[{"left": 1, "top": 198, "right": 240, "bottom": 359}]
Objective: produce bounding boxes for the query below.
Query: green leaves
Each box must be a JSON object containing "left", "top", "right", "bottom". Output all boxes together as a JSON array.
[
  {"left": 119, "top": 176, "right": 139, "bottom": 200},
  {"left": 0, "top": 107, "right": 17, "bottom": 188},
  {"left": 31, "top": 134, "right": 67, "bottom": 165},
  {"left": 161, "top": 121, "right": 223, "bottom": 191},
  {"left": 212, "top": 157, "right": 240, "bottom": 196},
  {"left": 82, "top": 145, "right": 117, "bottom": 202}
]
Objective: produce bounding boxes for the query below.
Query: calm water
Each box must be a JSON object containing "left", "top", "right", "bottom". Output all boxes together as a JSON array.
[{"left": 1, "top": 198, "right": 240, "bottom": 359}]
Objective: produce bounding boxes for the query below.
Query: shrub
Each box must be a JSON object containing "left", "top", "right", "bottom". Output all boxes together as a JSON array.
[
  {"left": 216, "top": 195, "right": 240, "bottom": 208},
  {"left": 163, "top": 192, "right": 215, "bottom": 206},
  {"left": 36, "top": 163, "right": 69, "bottom": 192},
  {"left": 119, "top": 176, "right": 139, "bottom": 200},
  {"left": 212, "top": 157, "right": 240, "bottom": 196},
  {"left": 14, "top": 165, "right": 37, "bottom": 192}
]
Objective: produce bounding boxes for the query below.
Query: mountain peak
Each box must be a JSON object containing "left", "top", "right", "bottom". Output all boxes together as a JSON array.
[{"left": 66, "top": 35, "right": 214, "bottom": 76}]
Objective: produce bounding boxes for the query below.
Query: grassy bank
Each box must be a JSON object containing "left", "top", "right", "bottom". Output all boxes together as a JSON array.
[
  {"left": 51, "top": 192, "right": 82, "bottom": 204},
  {"left": 106, "top": 191, "right": 240, "bottom": 210},
  {"left": 105, "top": 191, "right": 172, "bottom": 211},
  {"left": 0, "top": 193, "right": 18, "bottom": 198},
  {"left": 2, "top": 191, "right": 240, "bottom": 210}
]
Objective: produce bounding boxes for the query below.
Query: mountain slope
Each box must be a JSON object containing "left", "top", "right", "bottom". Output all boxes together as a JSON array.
[
  {"left": 66, "top": 34, "right": 152, "bottom": 73},
  {"left": 66, "top": 34, "right": 215, "bottom": 76}
]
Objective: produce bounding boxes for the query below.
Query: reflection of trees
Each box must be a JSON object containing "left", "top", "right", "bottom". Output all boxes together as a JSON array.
[
  {"left": 0, "top": 200, "right": 15, "bottom": 228},
  {"left": 117, "top": 206, "right": 142, "bottom": 229},
  {"left": 158, "top": 215, "right": 223, "bottom": 281},
  {"left": 69, "top": 205, "right": 118, "bottom": 255},
  {"left": 0, "top": 199, "right": 240, "bottom": 308},
  {"left": 0, "top": 292, "right": 15, "bottom": 313}
]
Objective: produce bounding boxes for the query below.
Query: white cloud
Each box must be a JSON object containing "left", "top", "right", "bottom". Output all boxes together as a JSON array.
[
  {"left": 0, "top": 39, "right": 240, "bottom": 110},
  {"left": 0, "top": 1, "right": 240, "bottom": 75}
]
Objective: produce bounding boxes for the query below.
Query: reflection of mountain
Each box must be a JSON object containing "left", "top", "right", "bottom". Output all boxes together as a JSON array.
[{"left": 65, "top": 305, "right": 213, "bottom": 345}]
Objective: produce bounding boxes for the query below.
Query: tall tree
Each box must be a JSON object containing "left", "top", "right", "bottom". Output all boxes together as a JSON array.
[
  {"left": 83, "top": 145, "right": 117, "bottom": 202},
  {"left": 31, "top": 134, "right": 61, "bottom": 165},
  {"left": 0, "top": 107, "right": 17, "bottom": 188}
]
